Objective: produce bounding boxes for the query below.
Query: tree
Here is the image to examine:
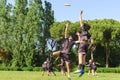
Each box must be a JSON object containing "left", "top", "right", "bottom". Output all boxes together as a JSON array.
[
  {"left": 40, "top": 0, "right": 54, "bottom": 55},
  {"left": 11, "top": 0, "right": 28, "bottom": 67},
  {"left": 0, "top": 0, "right": 12, "bottom": 66}
]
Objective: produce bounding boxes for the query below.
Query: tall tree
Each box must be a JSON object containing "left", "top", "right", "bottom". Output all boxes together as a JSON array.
[
  {"left": 11, "top": 0, "right": 28, "bottom": 67},
  {"left": 0, "top": 0, "right": 12, "bottom": 66},
  {"left": 22, "top": 0, "right": 44, "bottom": 66},
  {"left": 40, "top": 0, "right": 54, "bottom": 55}
]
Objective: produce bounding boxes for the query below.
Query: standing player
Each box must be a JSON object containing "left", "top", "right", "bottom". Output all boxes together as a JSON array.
[
  {"left": 88, "top": 59, "right": 100, "bottom": 76},
  {"left": 74, "top": 10, "right": 93, "bottom": 77},
  {"left": 46, "top": 58, "right": 56, "bottom": 76},
  {"left": 42, "top": 59, "right": 47, "bottom": 76}
]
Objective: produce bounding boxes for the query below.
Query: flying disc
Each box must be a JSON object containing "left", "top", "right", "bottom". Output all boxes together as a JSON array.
[{"left": 64, "top": 3, "right": 71, "bottom": 6}]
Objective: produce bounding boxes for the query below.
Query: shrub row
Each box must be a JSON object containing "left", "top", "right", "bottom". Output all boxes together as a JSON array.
[
  {"left": 84, "top": 67, "right": 120, "bottom": 73},
  {"left": 0, "top": 66, "right": 120, "bottom": 73},
  {"left": 0, "top": 66, "right": 42, "bottom": 71}
]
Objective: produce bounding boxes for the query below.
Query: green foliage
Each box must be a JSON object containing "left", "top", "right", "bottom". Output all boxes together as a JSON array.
[{"left": 0, "top": 0, "right": 54, "bottom": 67}]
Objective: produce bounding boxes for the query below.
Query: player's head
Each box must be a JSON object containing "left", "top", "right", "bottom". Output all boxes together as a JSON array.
[
  {"left": 89, "top": 59, "right": 93, "bottom": 63},
  {"left": 83, "top": 23, "right": 91, "bottom": 31},
  {"left": 68, "top": 35, "right": 73, "bottom": 42}
]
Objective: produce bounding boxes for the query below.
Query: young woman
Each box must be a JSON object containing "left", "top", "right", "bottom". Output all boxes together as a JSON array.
[
  {"left": 52, "top": 22, "right": 79, "bottom": 80},
  {"left": 74, "top": 10, "right": 93, "bottom": 77}
]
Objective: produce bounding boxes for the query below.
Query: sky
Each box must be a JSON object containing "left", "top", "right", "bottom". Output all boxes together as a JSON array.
[{"left": 7, "top": 0, "right": 120, "bottom": 22}]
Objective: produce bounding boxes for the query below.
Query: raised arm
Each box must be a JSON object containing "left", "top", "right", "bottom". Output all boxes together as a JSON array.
[
  {"left": 80, "top": 10, "right": 83, "bottom": 27},
  {"left": 75, "top": 32, "right": 81, "bottom": 43},
  {"left": 65, "top": 22, "right": 69, "bottom": 38}
]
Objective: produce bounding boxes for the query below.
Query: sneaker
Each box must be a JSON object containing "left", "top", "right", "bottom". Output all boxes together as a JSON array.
[
  {"left": 79, "top": 70, "right": 84, "bottom": 77},
  {"left": 74, "top": 70, "right": 81, "bottom": 74}
]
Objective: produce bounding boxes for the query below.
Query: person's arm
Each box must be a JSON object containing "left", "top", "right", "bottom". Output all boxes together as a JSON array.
[
  {"left": 88, "top": 38, "right": 94, "bottom": 49},
  {"left": 95, "top": 62, "right": 100, "bottom": 65},
  {"left": 80, "top": 10, "right": 83, "bottom": 27},
  {"left": 65, "top": 22, "right": 69, "bottom": 38},
  {"left": 75, "top": 32, "right": 80, "bottom": 43}
]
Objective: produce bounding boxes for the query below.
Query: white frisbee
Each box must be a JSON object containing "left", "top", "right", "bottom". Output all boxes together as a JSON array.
[{"left": 64, "top": 3, "right": 71, "bottom": 6}]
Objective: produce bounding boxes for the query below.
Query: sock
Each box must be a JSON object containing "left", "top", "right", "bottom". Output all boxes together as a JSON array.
[
  {"left": 81, "top": 65, "right": 85, "bottom": 70},
  {"left": 78, "top": 64, "right": 82, "bottom": 70}
]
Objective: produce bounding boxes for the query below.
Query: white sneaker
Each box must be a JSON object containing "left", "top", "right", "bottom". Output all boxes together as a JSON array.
[{"left": 74, "top": 70, "right": 80, "bottom": 73}]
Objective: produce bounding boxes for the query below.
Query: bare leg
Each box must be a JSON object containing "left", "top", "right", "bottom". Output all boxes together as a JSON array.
[
  {"left": 92, "top": 70, "right": 95, "bottom": 76},
  {"left": 83, "top": 54, "right": 86, "bottom": 65},
  {"left": 88, "top": 70, "right": 91, "bottom": 75},
  {"left": 53, "top": 51, "right": 60, "bottom": 57},
  {"left": 66, "top": 61, "right": 71, "bottom": 79}
]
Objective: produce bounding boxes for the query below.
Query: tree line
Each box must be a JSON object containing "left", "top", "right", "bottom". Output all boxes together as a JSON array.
[{"left": 0, "top": 0, "right": 120, "bottom": 68}]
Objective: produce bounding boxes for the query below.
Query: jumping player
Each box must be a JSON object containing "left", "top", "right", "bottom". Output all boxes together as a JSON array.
[
  {"left": 74, "top": 10, "right": 93, "bottom": 77},
  {"left": 52, "top": 22, "right": 80, "bottom": 80}
]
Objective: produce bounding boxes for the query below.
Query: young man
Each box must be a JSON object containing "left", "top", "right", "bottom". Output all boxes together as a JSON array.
[
  {"left": 74, "top": 10, "right": 93, "bottom": 77},
  {"left": 52, "top": 22, "right": 79, "bottom": 80}
]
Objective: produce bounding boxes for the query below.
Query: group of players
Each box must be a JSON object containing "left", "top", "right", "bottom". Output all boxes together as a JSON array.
[{"left": 42, "top": 10, "right": 99, "bottom": 80}]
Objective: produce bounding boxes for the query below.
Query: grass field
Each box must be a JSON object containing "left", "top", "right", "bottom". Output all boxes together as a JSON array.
[{"left": 0, "top": 71, "right": 119, "bottom": 80}]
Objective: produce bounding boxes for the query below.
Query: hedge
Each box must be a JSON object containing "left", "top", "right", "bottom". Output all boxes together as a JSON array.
[{"left": 0, "top": 66, "right": 120, "bottom": 73}]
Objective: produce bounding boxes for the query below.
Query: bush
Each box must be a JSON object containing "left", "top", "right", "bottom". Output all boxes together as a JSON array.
[
  {"left": 0, "top": 66, "right": 9, "bottom": 71},
  {"left": 73, "top": 66, "right": 120, "bottom": 73},
  {"left": 9, "top": 67, "right": 22, "bottom": 71},
  {"left": 97, "top": 67, "right": 120, "bottom": 73},
  {"left": 22, "top": 67, "right": 33, "bottom": 71},
  {"left": 33, "top": 67, "right": 42, "bottom": 71}
]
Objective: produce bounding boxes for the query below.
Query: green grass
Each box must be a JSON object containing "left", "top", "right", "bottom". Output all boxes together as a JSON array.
[{"left": 0, "top": 71, "right": 119, "bottom": 80}]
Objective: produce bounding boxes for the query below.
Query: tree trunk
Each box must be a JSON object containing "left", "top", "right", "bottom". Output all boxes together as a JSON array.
[{"left": 105, "top": 43, "right": 110, "bottom": 68}]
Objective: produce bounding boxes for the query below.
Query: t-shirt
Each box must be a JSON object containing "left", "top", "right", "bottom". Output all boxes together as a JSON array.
[
  {"left": 61, "top": 38, "right": 75, "bottom": 54},
  {"left": 81, "top": 25, "right": 91, "bottom": 40}
]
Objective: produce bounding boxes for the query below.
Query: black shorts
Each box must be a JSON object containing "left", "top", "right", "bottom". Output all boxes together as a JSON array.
[
  {"left": 78, "top": 43, "right": 88, "bottom": 54},
  {"left": 60, "top": 52, "right": 70, "bottom": 62},
  {"left": 92, "top": 67, "right": 97, "bottom": 71}
]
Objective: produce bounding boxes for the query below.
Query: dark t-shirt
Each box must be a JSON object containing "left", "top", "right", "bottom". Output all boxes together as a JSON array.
[
  {"left": 61, "top": 38, "right": 75, "bottom": 54},
  {"left": 90, "top": 62, "right": 97, "bottom": 70},
  {"left": 81, "top": 25, "right": 91, "bottom": 40}
]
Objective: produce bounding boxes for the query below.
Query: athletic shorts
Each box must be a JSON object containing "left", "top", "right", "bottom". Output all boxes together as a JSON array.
[
  {"left": 78, "top": 43, "right": 88, "bottom": 54},
  {"left": 60, "top": 52, "right": 70, "bottom": 62}
]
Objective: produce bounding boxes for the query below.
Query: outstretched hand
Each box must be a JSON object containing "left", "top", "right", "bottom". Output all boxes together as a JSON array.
[
  {"left": 76, "top": 31, "right": 80, "bottom": 36},
  {"left": 80, "top": 10, "right": 83, "bottom": 15},
  {"left": 65, "top": 22, "right": 69, "bottom": 28}
]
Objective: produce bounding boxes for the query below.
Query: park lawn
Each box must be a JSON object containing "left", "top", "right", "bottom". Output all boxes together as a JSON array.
[{"left": 0, "top": 71, "right": 119, "bottom": 80}]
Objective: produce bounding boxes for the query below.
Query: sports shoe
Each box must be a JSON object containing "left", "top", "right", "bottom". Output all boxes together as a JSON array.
[
  {"left": 74, "top": 70, "right": 81, "bottom": 74},
  {"left": 79, "top": 70, "right": 84, "bottom": 77}
]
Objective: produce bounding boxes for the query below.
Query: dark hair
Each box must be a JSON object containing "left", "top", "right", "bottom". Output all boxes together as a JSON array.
[{"left": 83, "top": 23, "right": 91, "bottom": 31}]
